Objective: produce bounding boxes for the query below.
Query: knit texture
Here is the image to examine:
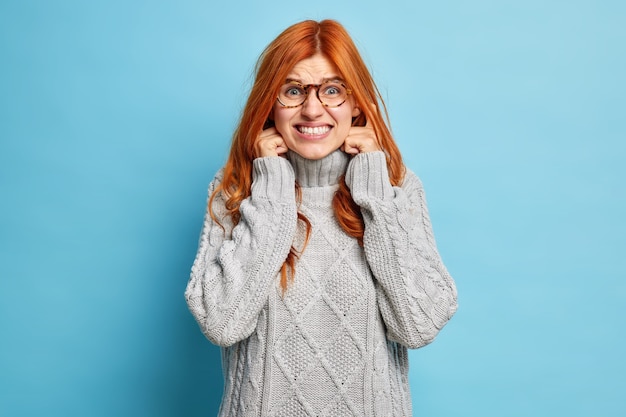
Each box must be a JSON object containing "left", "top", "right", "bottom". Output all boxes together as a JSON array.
[{"left": 186, "top": 149, "right": 458, "bottom": 417}]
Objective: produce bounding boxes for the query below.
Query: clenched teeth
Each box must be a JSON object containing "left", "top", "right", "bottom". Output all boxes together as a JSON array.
[{"left": 297, "top": 125, "right": 330, "bottom": 135}]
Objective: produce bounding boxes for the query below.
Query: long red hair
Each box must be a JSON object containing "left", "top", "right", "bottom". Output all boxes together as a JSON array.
[{"left": 210, "top": 19, "right": 404, "bottom": 291}]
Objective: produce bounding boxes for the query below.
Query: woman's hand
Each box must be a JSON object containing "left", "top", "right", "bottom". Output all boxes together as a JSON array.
[
  {"left": 342, "top": 116, "right": 381, "bottom": 155},
  {"left": 255, "top": 127, "right": 289, "bottom": 158}
]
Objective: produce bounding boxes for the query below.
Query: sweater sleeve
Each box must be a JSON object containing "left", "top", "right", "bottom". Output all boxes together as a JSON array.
[
  {"left": 345, "top": 151, "right": 458, "bottom": 349},
  {"left": 185, "top": 157, "right": 298, "bottom": 347}
]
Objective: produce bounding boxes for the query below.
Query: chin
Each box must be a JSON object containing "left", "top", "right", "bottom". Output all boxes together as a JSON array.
[
  {"left": 292, "top": 147, "right": 336, "bottom": 160},
  {"left": 288, "top": 140, "right": 343, "bottom": 160}
]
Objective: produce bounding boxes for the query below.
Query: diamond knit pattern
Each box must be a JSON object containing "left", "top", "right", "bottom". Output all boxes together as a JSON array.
[
  {"left": 325, "top": 261, "right": 364, "bottom": 317},
  {"left": 186, "top": 149, "right": 458, "bottom": 417},
  {"left": 274, "top": 396, "right": 308, "bottom": 417},
  {"left": 275, "top": 328, "right": 316, "bottom": 381},
  {"left": 270, "top": 198, "right": 368, "bottom": 416}
]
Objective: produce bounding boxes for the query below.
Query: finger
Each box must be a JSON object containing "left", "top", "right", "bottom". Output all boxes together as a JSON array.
[
  {"left": 255, "top": 129, "right": 289, "bottom": 157},
  {"left": 262, "top": 138, "right": 288, "bottom": 155},
  {"left": 345, "top": 130, "right": 380, "bottom": 154},
  {"left": 343, "top": 136, "right": 365, "bottom": 155},
  {"left": 275, "top": 141, "right": 289, "bottom": 155},
  {"left": 342, "top": 141, "right": 359, "bottom": 155}
]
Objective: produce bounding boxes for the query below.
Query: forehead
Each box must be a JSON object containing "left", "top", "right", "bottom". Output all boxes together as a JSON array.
[{"left": 286, "top": 54, "right": 342, "bottom": 83}]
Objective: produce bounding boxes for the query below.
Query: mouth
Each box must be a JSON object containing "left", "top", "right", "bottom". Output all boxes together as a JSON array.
[{"left": 296, "top": 125, "right": 332, "bottom": 136}]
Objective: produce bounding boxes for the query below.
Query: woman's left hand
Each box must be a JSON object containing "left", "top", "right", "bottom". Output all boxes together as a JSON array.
[{"left": 342, "top": 116, "right": 381, "bottom": 155}]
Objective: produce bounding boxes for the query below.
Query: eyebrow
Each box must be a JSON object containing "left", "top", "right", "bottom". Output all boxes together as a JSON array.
[{"left": 284, "top": 77, "right": 345, "bottom": 84}]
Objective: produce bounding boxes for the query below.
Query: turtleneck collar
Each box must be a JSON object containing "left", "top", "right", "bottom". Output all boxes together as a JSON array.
[{"left": 286, "top": 149, "right": 349, "bottom": 187}]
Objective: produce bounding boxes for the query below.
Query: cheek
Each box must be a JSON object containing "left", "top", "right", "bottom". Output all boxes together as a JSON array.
[
  {"left": 333, "top": 107, "right": 357, "bottom": 129},
  {"left": 272, "top": 107, "right": 292, "bottom": 132}
]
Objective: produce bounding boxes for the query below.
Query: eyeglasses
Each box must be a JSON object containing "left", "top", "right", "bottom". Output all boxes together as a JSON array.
[{"left": 276, "top": 80, "right": 352, "bottom": 108}]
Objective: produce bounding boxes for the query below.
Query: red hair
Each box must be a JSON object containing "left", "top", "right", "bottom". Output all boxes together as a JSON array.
[{"left": 210, "top": 19, "right": 404, "bottom": 291}]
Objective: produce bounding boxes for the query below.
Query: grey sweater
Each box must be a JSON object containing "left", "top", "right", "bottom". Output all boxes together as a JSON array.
[{"left": 186, "top": 149, "right": 457, "bottom": 417}]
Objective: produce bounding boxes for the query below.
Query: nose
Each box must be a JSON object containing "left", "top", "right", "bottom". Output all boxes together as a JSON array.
[{"left": 300, "top": 88, "right": 325, "bottom": 119}]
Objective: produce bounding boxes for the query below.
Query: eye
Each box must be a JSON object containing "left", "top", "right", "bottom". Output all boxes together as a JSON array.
[
  {"left": 321, "top": 83, "right": 343, "bottom": 96},
  {"left": 284, "top": 85, "right": 305, "bottom": 97}
]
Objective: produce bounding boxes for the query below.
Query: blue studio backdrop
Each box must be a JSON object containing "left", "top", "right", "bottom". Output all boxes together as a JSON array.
[{"left": 1, "top": 0, "right": 624, "bottom": 416}]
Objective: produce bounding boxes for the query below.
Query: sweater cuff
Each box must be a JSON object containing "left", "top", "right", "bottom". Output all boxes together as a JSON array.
[
  {"left": 345, "top": 151, "right": 395, "bottom": 202},
  {"left": 251, "top": 157, "right": 296, "bottom": 201}
]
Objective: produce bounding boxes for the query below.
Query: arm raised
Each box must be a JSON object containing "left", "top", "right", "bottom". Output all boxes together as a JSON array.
[
  {"left": 345, "top": 151, "right": 458, "bottom": 348},
  {"left": 185, "top": 157, "right": 298, "bottom": 346}
]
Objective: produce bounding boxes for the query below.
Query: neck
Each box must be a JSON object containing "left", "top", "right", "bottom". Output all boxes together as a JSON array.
[{"left": 286, "top": 149, "right": 349, "bottom": 187}]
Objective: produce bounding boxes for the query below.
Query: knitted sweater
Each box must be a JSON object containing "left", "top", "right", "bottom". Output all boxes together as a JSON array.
[{"left": 186, "top": 149, "right": 457, "bottom": 417}]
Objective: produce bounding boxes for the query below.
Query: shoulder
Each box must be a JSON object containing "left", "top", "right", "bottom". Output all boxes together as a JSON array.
[
  {"left": 205, "top": 167, "right": 227, "bottom": 199},
  {"left": 399, "top": 166, "right": 424, "bottom": 192},
  {"left": 206, "top": 167, "right": 227, "bottom": 208},
  {"left": 210, "top": 167, "right": 225, "bottom": 187}
]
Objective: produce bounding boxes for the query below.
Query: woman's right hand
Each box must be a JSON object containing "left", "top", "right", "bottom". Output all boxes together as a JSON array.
[{"left": 255, "top": 127, "right": 289, "bottom": 157}]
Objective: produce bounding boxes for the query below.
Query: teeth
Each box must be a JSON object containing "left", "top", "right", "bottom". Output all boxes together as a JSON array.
[{"left": 298, "top": 126, "right": 330, "bottom": 135}]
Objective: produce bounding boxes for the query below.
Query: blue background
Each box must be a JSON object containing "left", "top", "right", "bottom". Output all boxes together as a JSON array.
[{"left": 1, "top": 0, "right": 624, "bottom": 416}]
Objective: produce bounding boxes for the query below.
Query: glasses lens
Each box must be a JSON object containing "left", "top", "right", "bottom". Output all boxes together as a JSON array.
[
  {"left": 278, "top": 81, "right": 349, "bottom": 107},
  {"left": 318, "top": 82, "right": 347, "bottom": 107},
  {"left": 278, "top": 83, "right": 307, "bottom": 106}
]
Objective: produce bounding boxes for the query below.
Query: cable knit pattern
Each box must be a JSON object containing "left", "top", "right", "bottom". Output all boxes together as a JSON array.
[
  {"left": 186, "top": 149, "right": 457, "bottom": 417},
  {"left": 345, "top": 151, "right": 458, "bottom": 347}
]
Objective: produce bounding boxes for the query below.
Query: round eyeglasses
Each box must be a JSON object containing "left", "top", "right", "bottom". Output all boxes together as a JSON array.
[{"left": 276, "top": 81, "right": 352, "bottom": 108}]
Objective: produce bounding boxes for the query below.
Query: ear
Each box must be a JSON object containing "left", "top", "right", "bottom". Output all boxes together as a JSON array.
[
  {"left": 263, "top": 108, "right": 275, "bottom": 130},
  {"left": 351, "top": 105, "right": 361, "bottom": 118}
]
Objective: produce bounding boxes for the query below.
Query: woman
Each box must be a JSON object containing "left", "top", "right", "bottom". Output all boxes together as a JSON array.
[{"left": 186, "top": 19, "right": 457, "bottom": 417}]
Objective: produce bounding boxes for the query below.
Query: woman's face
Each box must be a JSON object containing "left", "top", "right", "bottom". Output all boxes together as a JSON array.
[{"left": 271, "top": 54, "right": 360, "bottom": 160}]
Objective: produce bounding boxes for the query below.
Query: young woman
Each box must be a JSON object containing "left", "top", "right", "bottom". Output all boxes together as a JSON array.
[{"left": 186, "top": 19, "right": 458, "bottom": 417}]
